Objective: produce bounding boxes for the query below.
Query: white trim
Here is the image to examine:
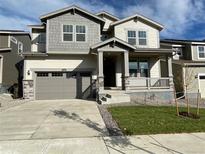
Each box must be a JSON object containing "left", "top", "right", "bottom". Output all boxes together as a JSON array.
[
  {"left": 126, "top": 29, "right": 148, "bottom": 47},
  {"left": 198, "top": 73, "right": 205, "bottom": 93},
  {"left": 191, "top": 45, "right": 194, "bottom": 60},
  {"left": 96, "top": 11, "right": 120, "bottom": 21},
  {"left": 10, "top": 36, "right": 17, "bottom": 44},
  {"left": 46, "top": 20, "right": 49, "bottom": 52},
  {"left": 91, "top": 37, "right": 136, "bottom": 50},
  {"left": 0, "top": 55, "right": 3, "bottom": 84},
  {"left": 62, "top": 24, "right": 74, "bottom": 42},
  {"left": 8, "top": 35, "right": 11, "bottom": 47},
  {"left": 191, "top": 42, "right": 205, "bottom": 45},
  {"left": 197, "top": 46, "right": 205, "bottom": 60},
  {"left": 75, "top": 25, "right": 87, "bottom": 43},
  {"left": 18, "top": 41, "right": 23, "bottom": 53}
]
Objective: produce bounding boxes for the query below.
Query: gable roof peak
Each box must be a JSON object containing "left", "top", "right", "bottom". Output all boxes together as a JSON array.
[
  {"left": 96, "top": 11, "right": 119, "bottom": 21},
  {"left": 111, "top": 12, "right": 164, "bottom": 30},
  {"left": 40, "top": 5, "right": 105, "bottom": 23}
]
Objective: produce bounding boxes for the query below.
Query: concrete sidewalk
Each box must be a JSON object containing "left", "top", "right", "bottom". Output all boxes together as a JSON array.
[{"left": 0, "top": 133, "right": 205, "bottom": 153}]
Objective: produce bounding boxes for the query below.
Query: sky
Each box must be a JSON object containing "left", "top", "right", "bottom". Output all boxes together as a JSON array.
[{"left": 0, "top": 0, "right": 205, "bottom": 40}]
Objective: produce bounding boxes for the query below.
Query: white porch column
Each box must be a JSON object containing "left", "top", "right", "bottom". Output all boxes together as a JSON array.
[
  {"left": 124, "top": 51, "right": 129, "bottom": 77},
  {"left": 123, "top": 51, "right": 129, "bottom": 90},
  {"left": 168, "top": 56, "right": 174, "bottom": 87},
  {"left": 98, "top": 51, "right": 104, "bottom": 91}
]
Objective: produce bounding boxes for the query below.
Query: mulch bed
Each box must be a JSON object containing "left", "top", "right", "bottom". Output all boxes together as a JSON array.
[{"left": 179, "top": 111, "right": 200, "bottom": 119}]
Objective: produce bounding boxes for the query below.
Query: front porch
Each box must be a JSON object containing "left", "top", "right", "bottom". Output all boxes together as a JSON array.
[{"left": 91, "top": 37, "right": 174, "bottom": 103}]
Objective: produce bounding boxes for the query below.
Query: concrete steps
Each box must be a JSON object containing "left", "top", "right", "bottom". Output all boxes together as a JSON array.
[{"left": 99, "top": 90, "right": 131, "bottom": 104}]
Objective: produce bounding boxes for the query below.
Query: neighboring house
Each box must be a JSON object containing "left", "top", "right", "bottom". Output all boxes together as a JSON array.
[
  {"left": 161, "top": 39, "right": 205, "bottom": 99},
  {"left": 23, "top": 5, "right": 173, "bottom": 103},
  {"left": 0, "top": 30, "right": 31, "bottom": 96}
]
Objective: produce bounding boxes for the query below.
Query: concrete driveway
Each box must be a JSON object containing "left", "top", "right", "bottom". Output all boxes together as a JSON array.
[{"left": 0, "top": 99, "right": 108, "bottom": 140}]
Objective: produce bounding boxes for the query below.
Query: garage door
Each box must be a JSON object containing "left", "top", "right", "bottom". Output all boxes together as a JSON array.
[
  {"left": 199, "top": 75, "right": 205, "bottom": 98},
  {"left": 35, "top": 72, "right": 91, "bottom": 100}
]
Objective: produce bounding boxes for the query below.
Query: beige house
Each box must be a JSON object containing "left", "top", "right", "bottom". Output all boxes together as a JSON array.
[
  {"left": 161, "top": 39, "right": 205, "bottom": 99},
  {"left": 23, "top": 5, "right": 174, "bottom": 103}
]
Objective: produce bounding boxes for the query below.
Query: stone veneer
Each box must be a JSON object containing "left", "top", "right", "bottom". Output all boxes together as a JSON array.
[{"left": 23, "top": 80, "right": 34, "bottom": 100}]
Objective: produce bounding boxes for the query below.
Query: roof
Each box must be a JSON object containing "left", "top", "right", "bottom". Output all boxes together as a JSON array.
[
  {"left": 110, "top": 13, "right": 164, "bottom": 30},
  {"left": 22, "top": 52, "right": 48, "bottom": 57},
  {"left": 91, "top": 37, "right": 136, "bottom": 50},
  {"left": 27, "top": 25, "right": 45, "bottom": 29},
  {"left": 40, "top": 5, "right": 105, "bottom": 23},
  {"left": 96, "top": 11, "right": 119, "bottom": 21},
  {"left": 0, "top": 30, "right": 30, "bottom": 35},
  {"left": 161, "top": 39, "right": 205, "bottom": 45},
  {"left": 173, "top": 60, "right": 205, "bottom": 66}
]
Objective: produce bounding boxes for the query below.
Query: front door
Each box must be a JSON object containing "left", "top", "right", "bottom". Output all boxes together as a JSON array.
[{"left": 103, "top": 57, "right": 116, "bottom": 87}]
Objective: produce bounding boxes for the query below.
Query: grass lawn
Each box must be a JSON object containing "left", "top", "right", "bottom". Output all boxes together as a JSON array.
[{"left": 108, "top": 106, "right": 205, "bottom": 135}]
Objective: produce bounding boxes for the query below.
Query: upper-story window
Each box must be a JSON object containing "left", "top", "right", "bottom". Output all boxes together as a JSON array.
[
  {"left": 38, "top": 33, "right": 46, "bottom": 44},
  {"left": 127, "top": 30, "right": 147, "bottom": 46},
  {"left": 18, "top": 42, "right": 23, "bottom": 53},
  {"left": 128, "top": 31, "right": 136, "bottom": 45},
  {"left": 138, "top": 31, "right": 147, "bottom": 46},
  {"left": 63, "top": 25, "right": 73, "bottom": 41},
  {"left": 76, "top": 25, "right": 86, "bottom": 42},
  {"left": 10, "top": 36, "right": 17, "bottom": 44},
  {"left": 198, "top": 46, "right": 205, "bottom": 59}
]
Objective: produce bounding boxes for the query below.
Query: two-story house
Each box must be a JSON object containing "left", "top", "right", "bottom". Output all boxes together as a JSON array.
[
  {"left": 0, "top": 30, "right": 31, "bottom": 96},
  {"left": 161, "top": 39, "right": 205, "bottom": 99},
  {"left": 23, "top": 5, "right": 173, "bottom": 103}
]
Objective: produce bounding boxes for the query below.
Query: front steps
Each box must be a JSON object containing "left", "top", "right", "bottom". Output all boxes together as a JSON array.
[{"left": 99, "top": 90, "right": 131, "bottom": 104}]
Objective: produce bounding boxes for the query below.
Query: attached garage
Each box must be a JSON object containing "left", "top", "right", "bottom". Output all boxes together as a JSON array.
[
  {"left": 199, "top": 74, "right": 205, "bottom": 98},
  {"left": 35, "top": 72, "right": 92, "bottom": 100}
]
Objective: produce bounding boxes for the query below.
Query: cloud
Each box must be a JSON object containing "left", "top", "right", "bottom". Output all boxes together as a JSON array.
[
  {"left": 0, "top": 0, "right": 116, "bottom": 31},
  {"left": 0, "top": 0, "right": 204, "bottom": 39},
  {"left": 121, "top": 0, "right": 205, "bottom": 39}
]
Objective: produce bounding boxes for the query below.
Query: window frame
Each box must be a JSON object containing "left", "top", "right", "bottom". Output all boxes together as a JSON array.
[
  {"left": 18, "top": 41, "right": 23, "bottom": 53},
  {"left": 138, "top": 31, "right": 147, "bottom": 46},
  {"left": 62, "top": 24, "right": 74, "bottom": 42},
  {"left": 75, "top": 25, "right": 87, "bottom": 42},
  {"left": 197, "top": 46, "right": 205, "bottom": 59},
  {"left": 10, "top": 36, "right": 17, "bottom": 44},
  {"left": 129, "top": 59, "right": 149, "bottom": 78},
  {"left": 127, "top": 30, "right": 137, "bottom": 46},
  {"left": 127, "top": 29, "right": 148, "bottom": 47}
]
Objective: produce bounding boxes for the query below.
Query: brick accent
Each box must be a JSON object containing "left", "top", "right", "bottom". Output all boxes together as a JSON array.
[{"left": 23, "top": 80, "right": 34, "bottom": 100}]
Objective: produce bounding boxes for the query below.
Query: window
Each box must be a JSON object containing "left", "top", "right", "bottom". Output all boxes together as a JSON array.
[
  {"left": 52, "top": 72, "right": 63, "bottom": 77},
  {"left": 76, "top": 25, "right": 86, "bottom": 42},
  {"left": 10, "top": 36, "right": 17, "bottom": 44},
  {"left": 138, "top": 31, "right": 147, "bottom": 46},
  {"left": 37, "top": 72, "right": 49, "bottom": 77},
  {"left": 198, "top": 46, "right": 205, "bottom": 58},
  {"left": 139, "top": 61, "right": 148, "bottom": 77},
  {"left": 129, "top": 60, "right": 149, "bottom": 77},
  {"left": 18, "top": 42, "right": 23, "bottom": 53},
  {"left": 38, "top": 33, "right": 46, "bottom": 43},
  {"left": 63, "top": 25, "right": 73, "bottom": 41},
  {"left": 128, "top": 31, "right": 136, "bottom": 45}
]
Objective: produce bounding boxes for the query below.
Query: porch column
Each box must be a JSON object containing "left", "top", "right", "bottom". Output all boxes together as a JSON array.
[
  {"left": 168, "top": 56, "right": 174, "bottom": 87},
  {"left": 98, "top": 51, "right": 104, "bottom": 91},
  {"left": 123, "top": 51, "right": 129, "bottom": 90}
]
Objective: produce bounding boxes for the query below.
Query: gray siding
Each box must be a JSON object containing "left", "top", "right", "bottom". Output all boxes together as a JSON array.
[
  {"left": 0, "top": 34, "right": 31, "bottom": 92},
  {"left": 172, "top": 63, "right": 183, "bottom": 93},
  {"left": 0, "top": 35, "right": 9, "bottom": 48},
  {"left": 48, "top": 10, "right": 101, "bottom": 54},
  {"left": 183, "top": 44, "right": 192, "bottom": 60}
]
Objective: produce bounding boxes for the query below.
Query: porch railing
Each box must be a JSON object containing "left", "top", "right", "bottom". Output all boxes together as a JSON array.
[{"left": 127, "top": 77, "right": 171, "bottom": 89}]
